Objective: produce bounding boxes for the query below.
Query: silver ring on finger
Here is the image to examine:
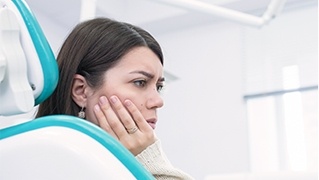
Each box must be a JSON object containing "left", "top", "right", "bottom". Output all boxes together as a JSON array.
[{"left": 126, "top": 126, "right": 138, "bottom": 134}]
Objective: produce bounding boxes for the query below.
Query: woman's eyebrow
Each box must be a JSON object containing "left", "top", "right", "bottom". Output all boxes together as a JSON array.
[
  {"left": 129, "top": 70, "right": 154, "bottom": 78},
  {"left": 129, "top": 70, "right": 165, "bottom": 82}
]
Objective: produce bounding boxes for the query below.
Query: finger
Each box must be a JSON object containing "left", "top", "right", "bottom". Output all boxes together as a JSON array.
[
  {"left": 98, "top": 96, "right": 126, "bottom": 138},
  {"left": 109, "top": 96, "right": 138, "bottom": 134},
  {"left": 123, "top": 99, "right": 152, "bottom": 132},
  {"left": 93, "top": 104, "right": 117, "bottom": 139}
]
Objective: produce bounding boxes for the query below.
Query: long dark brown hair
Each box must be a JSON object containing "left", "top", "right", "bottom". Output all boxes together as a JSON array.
[{"left": 36, "top": 17, "right": 163, "bottom": 118}]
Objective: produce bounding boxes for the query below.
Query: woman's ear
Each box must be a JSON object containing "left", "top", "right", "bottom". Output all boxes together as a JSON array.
[{"left": 71, "top": 74, "right": 90, "bottom": 107}]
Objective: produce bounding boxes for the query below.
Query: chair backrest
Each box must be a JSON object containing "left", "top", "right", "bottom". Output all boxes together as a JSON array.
[
  {"left": 0, "top": 0, "right": 154, "bottom": 179},
  {"left": 0, "top": 115, "right": 154, "bottom": 179}
]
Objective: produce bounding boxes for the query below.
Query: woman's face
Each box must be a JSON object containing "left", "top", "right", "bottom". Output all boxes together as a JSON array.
[{"left": 85, "top": 47, "right": 164, "bottom": 129}]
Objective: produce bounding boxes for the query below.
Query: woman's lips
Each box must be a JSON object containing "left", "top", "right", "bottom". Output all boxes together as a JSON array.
[{"left": 146, "top": 118, "right": 157, "bottom": 129}]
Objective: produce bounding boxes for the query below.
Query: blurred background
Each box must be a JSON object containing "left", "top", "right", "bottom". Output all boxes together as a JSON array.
[{"left": 17, "top": 0, "right": 319, "bottom": 179}]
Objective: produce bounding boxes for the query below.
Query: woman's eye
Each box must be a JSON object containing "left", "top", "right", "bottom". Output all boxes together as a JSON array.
[
  {"left": 157, "top": 84, "right": 164, "bottom": 92},
  {"left": 134, "top": 80, "right": 146, "bottom": 87}
]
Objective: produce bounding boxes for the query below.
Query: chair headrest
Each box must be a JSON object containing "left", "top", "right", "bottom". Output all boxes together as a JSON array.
[{"left": 0, "top": 0, "right": 58, "bottom": 116}]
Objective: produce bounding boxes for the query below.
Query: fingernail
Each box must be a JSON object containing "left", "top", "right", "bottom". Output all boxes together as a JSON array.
[
  {"left": 110, "top": 96, "right": 117, "bottom": 104},
  {"left": 124, "top": 100, "right": 131, "bottom": 107},
  {"left": 99, "top": 96, "right": 107, "bottom": 105},
  {"left": 94, "top": 104, "right": 100, "bottom": 112}
]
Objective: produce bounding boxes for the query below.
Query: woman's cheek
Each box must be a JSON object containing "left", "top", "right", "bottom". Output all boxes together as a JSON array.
[{"left": 85, "top": 100, "right": 99, "bottom": 125}]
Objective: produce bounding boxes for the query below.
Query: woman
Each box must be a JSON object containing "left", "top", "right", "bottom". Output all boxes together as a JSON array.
[{"left": 36, "top": 17, "right": 193, "bottom": 179}]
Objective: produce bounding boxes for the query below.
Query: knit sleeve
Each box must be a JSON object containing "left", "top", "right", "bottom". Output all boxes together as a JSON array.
[{"left": 135, "top": 140, "right": 194, "bottom": 180}]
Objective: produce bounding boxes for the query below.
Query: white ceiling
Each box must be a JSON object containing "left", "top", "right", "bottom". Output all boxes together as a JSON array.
[{"left": 22, "top": 0, "right": 314, "bottom": 55}]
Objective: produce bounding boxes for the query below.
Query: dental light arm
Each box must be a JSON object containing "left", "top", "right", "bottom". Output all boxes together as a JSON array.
[{"left": 153, "top": 0, "right": 287, "bottom": 27}]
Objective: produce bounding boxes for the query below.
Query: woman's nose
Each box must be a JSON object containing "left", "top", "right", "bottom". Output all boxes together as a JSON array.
[{"left": 146, "top": 89, "right": 164, "bottom": 109}]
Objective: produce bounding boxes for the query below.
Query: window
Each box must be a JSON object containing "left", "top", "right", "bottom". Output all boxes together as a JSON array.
[
  {"left": 246, "top": 65, "right": 317, "bottom": 172},
  {"left": 242, "top": 4, "right": 317, "bottom": 173}
]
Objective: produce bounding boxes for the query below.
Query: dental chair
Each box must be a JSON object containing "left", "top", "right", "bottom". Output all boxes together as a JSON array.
[{"left": 0, "top": 0, "right": 154, "bottom": 179}]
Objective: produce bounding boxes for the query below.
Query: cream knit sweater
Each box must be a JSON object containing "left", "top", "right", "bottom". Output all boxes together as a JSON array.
[{"left": 136, "top": 140, "right": 194, "bottom": 180}]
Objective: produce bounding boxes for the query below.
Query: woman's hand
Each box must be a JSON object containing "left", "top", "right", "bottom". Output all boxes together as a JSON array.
[{"left": 93, "top": 95, "right": 157, "bottom": 156}]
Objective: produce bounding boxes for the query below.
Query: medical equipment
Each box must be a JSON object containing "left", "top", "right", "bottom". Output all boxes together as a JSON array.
[{"left": 153, "top": 0, "right": 287, "bottom": 27}]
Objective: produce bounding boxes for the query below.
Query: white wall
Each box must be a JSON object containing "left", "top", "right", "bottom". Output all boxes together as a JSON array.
[
  {"left": 155, "top": 22, "right": 249, "bottom": 179},
  {"left": 154, "top": 3, "right": 317, "bottom": 179}
]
